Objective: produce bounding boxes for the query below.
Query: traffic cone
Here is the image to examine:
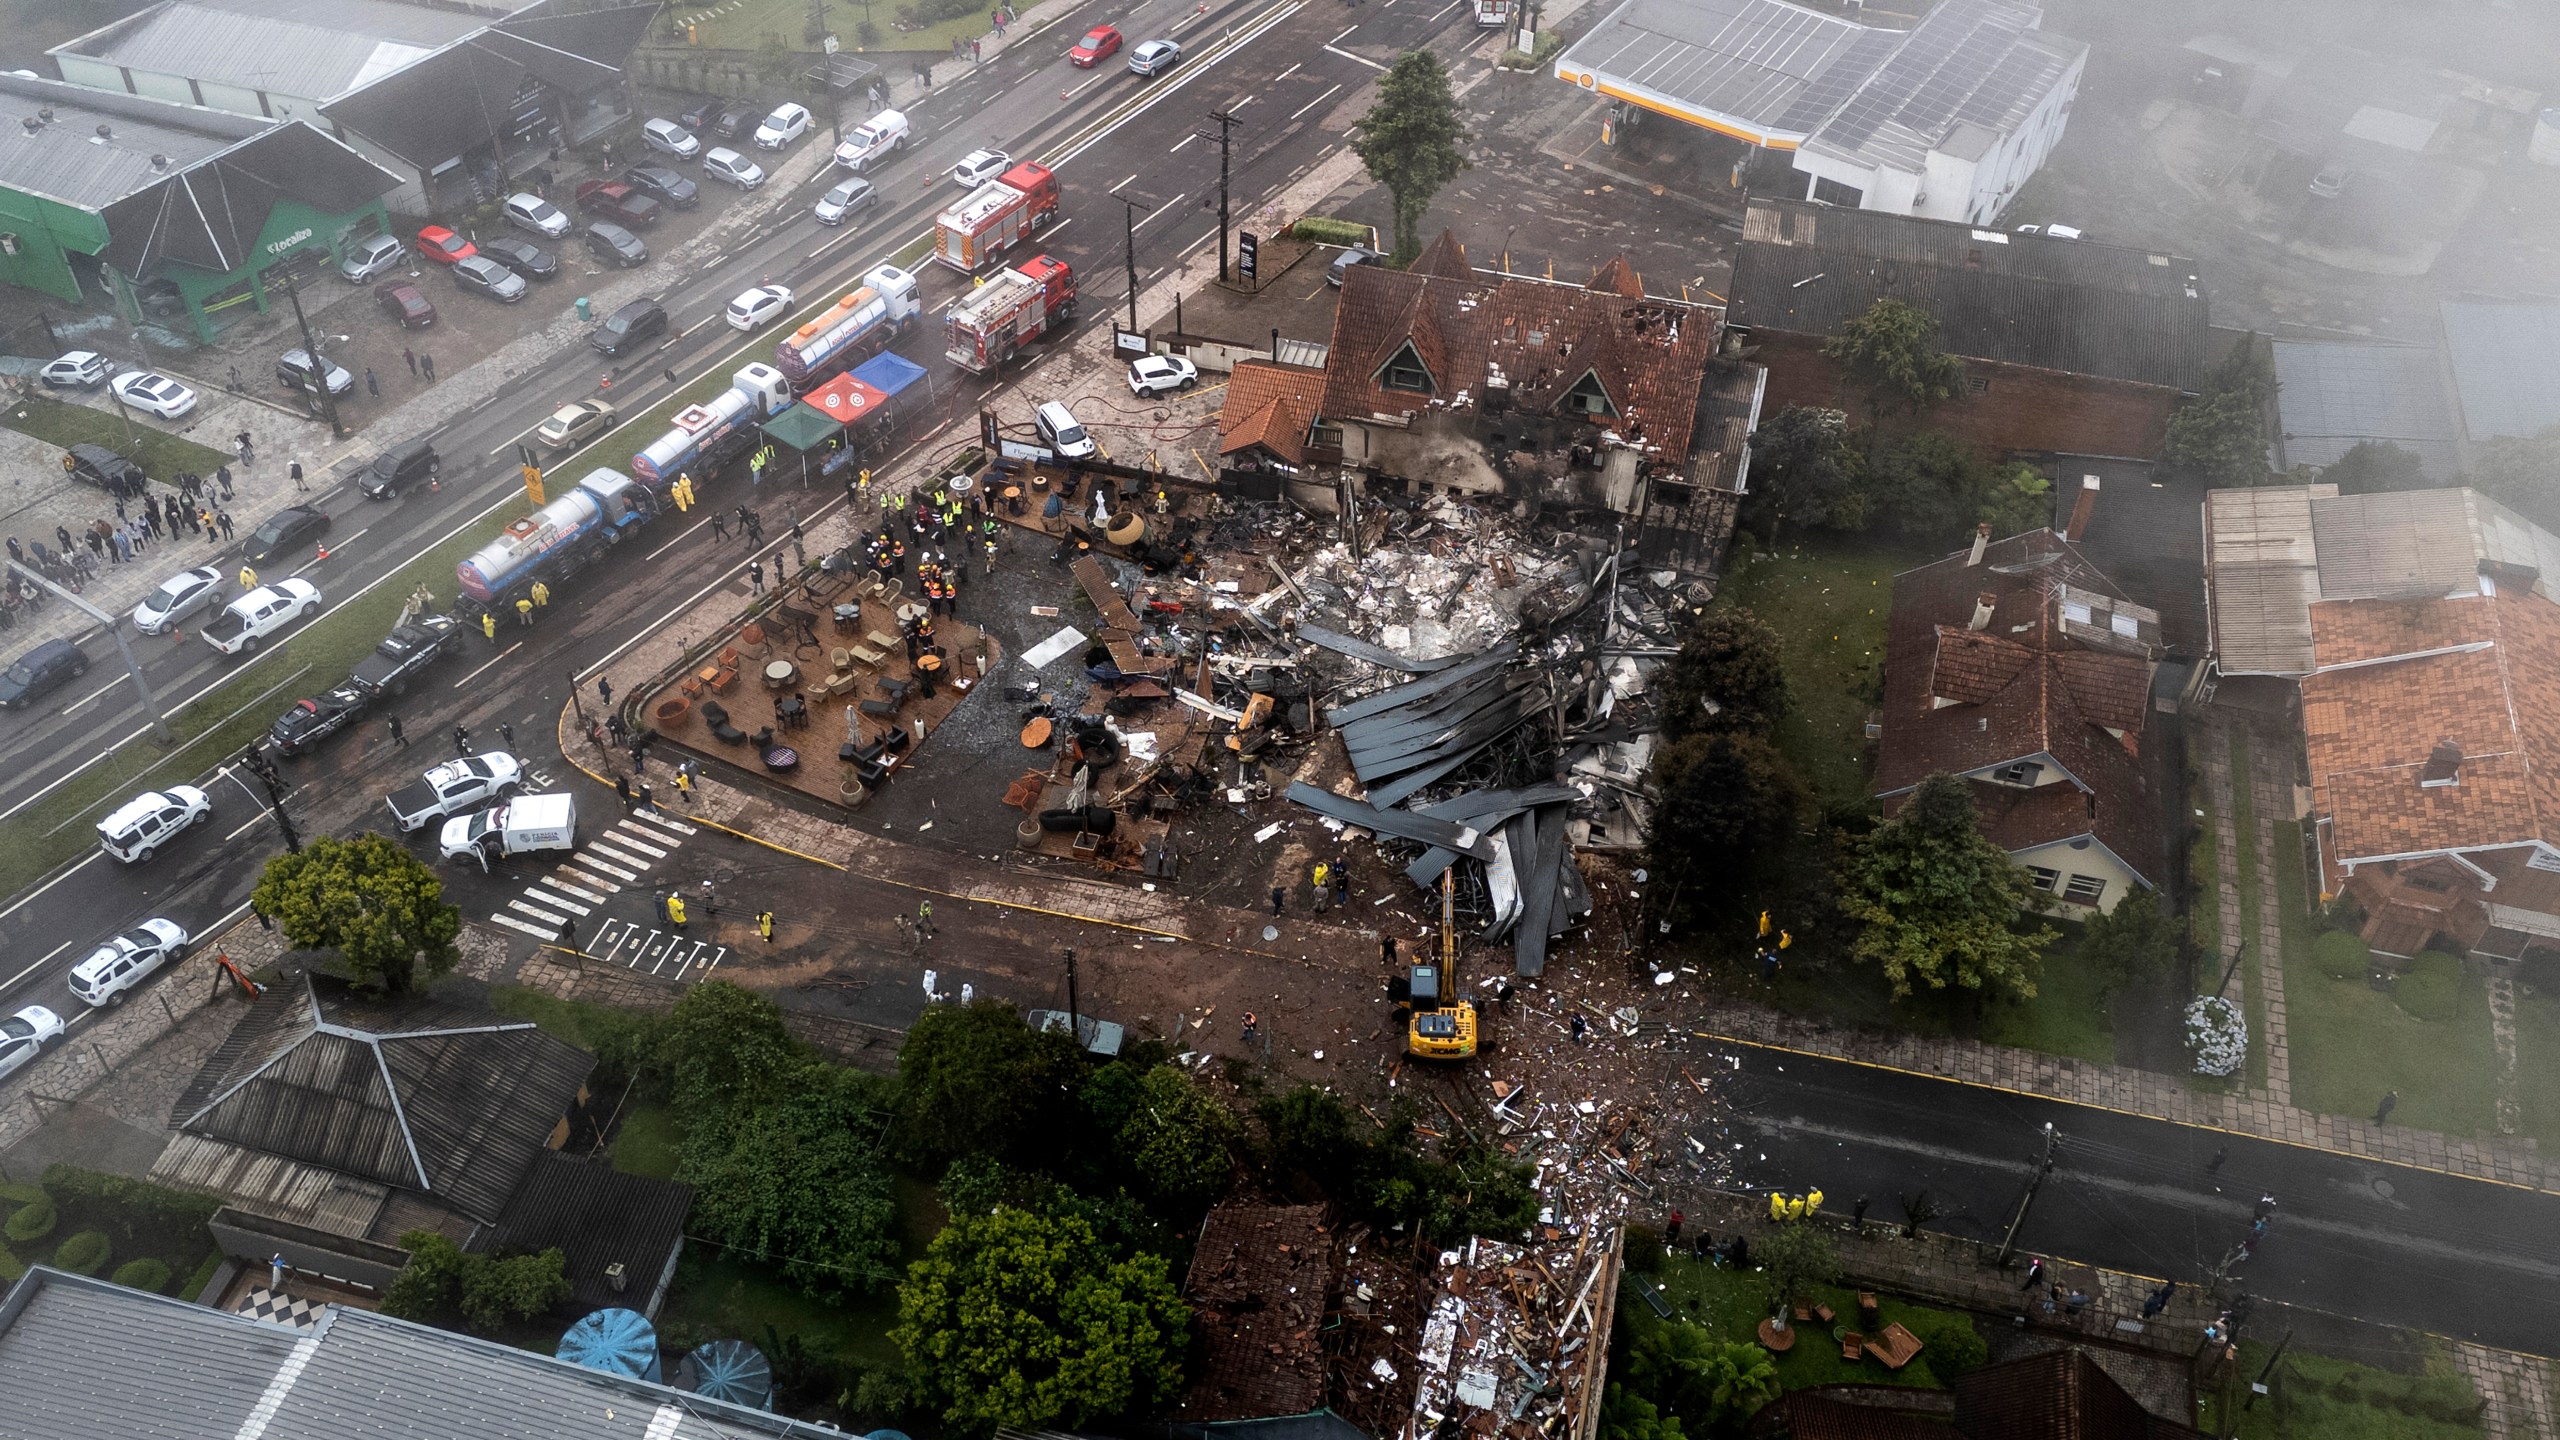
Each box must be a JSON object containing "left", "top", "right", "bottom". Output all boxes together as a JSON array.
[{"left": 315, "top": 541, "right": 330, "bottom": 562}]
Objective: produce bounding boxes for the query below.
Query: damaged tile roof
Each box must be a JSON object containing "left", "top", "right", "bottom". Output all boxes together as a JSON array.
[
  {"left": 1219, "top": 360, "right": 1328, "bottom": 465},
  {"left": 1878, "top": 529, "right": 2164, "bottom": 884},
  {"left": 1178, "top": 1204, "right": 1332, "bottom": 1422},
  {"left": 2302, "top": 588, "right": 2560, "bottom": 874},
  {"left": 1317, "top": 234, "right": 1720, "bottom": 466},
  {"left": 1729, "top": 197, "right": 2211, "bottom": 392}
]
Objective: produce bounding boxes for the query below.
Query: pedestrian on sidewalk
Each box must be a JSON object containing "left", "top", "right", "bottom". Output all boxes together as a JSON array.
[
  {"left": 289, "top": 460, "right": 305, "bottom": 492},
  {"left": 453, "top": 722, "right": 471, "bottom": 755},
  {"left": 747, "top": 560, "right": 764, "bottom": 596},
  {"left": 2019, "top": 1257, "right": 2046, "bottom": 1291},
  {"left": 2141, "top": 1281, "right": 2176, "bottom": 1318},
  {"left": 236, "top": 430, "right": 255, "bottom": 464},
  {"left": 606, "top": 713, "right": 629, "bottom": 745},
  {"left": 421, "top": 353, "right": 436, "bottom": 380},
  {"left": 217, "top": 511, "right": 234, "bottom": 541},
  {"left": 597, "top": 676, "right": 613, "bottom": 705},
  {"left": 496, "top": 720, "right": 514, "bottom": 749},
  {"left": 637, "top": 781, "right": 655, "bottom": 812},
  {"left": 1852, "top": 1196, "right": 1869, "bottom": 1230},
  {"left": 387, "top": 716, "right": 406, "bottom": 748},
  {"left": 712, "top": 512, "right": 728, "bottom": 541},
  {"left": 674, "top": 768, "right": 692, "bottom": 798},
  {"left": 403, "top": 347, "right": 416, "bottom": 376},
  {"left": 971, "top": 38, "right": 981, "bottom": 61},
  {"left": 916, "top": 899, "right": 935, "bottom": 938},
  {"left": 921, "top": 965, "right": 938, "bottom": 998},
  {"left": 630, "top": 737, "right": 649, "bottom": 773},
  {"left": 216, "top": 465, "right": 233, "bottom": 500},
  {"left": 365, "top": 368, "right": 379, "bottom": 397},
  {"left": 616, "top": 774, "right": 633, "bottom": 808},
  {"left": 2374, "top": 1090, "right": 2398, "bottom": 1124}
]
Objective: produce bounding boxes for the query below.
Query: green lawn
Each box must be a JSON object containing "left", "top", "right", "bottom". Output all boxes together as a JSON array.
[
  {"left": 2279, "top": 821, "right": 2500, "bottom": 1135},
  {"left": 1, "top": 393, "right": 231, "bottom": 483},
  {"left": 2201, "top": 1337, "right": 2481, "bottom": 1440},
  {"left": 613, "top": 1102, "right": 684, "bottom": 1181},
  {"left": 2507, "top": 987, "right": 2560, "bottom": 1148},
  {"left": 1978, "top": 922, "right": 2117, "bottom": 1065},
  {"left": 659, "top": 0, "right": 986, "bottom": 54},
  {"left": 1709, "top": 535, "right": 1916, "bottom": 813},
  {"left": 1639, "top": 1250, "right": 1983, "bottom": 1392},
  {"left": 2227, "top": 732, "right": 2271, "bottom": 1089},
  {"left": 656, "top": 1245, "right": 906, "bottom": 1369}
]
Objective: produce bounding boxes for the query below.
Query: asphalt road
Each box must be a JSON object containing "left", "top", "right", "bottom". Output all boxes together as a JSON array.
[
  {"left": 0, "top": 0, "right": 1471, "bottom": 1017},
  {"left": 1701, "top": 1036, "right": 2560, "bottom": 1353}
]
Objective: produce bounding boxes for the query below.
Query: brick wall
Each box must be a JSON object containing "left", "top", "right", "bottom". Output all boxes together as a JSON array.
[{"left": 1749, "top": 331, "right": 2179, "bottom": 460}]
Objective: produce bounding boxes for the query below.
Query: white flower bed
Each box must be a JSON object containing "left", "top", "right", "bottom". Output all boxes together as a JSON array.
[{"left": 2185, "top": 995, "right": 2248, "bottom": 1077}]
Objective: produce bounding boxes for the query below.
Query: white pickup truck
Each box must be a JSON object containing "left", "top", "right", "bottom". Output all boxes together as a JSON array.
[
  {"left": 201, "top": 580, "right": 321, "bottom": 656},
  {"left": 834, "top": 108, "right": 909, "bottom": 173},
  {"left": 441, "top": 792, "right": 576, "bottom": 868},
  {"left": 387, "top": 752, "right": 523, "bottom": 834}
]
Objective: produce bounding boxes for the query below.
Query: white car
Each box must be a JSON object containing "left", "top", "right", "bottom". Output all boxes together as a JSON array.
[
  {"left": 387, "top": 752, "right": 523, "bottom": 833},
  {"left": 96, "top": 784, "right": 211, "bottom": 864},
  {"left": 813, "top": 177, "right": 876, "bottom": 226},
  {"left": 0, "top": 1005, "right": 62, "bottom": 1082},
  {"left": 1127, "top": 353, "right": 1199, "bottom": 396},
  {"left": 725, "top": 284, "right": 796, "bottom": 331},
  {"left": 110, "top": 371, "right": 197, "bottom": 419},
  {"left": 754, "top": 102, "right": 812, "bottom": 149},
  {"left": 201, "top": 579, "right": 322, "bottom": 656},
  {"left": 642, "top": 117, "right": 700, "bottom": 158},
  {"left": 131, "top": 564, "right": 224, "bottom": 635},
  {"left": 504, "top": 192, "right": 572, "bottom": 238},
  {"left": 1034, "top": 400, "right": 1096, "bottom": 459},
  {"left": 1128, "top": 39, "right": 1181, "bottom": 76},
  {"left": 68, "top": 917, "right": 189, "bottom": 1008},
  {"left": 40, "top": 351, "right": 110, "bottom": 388},
  {"left": 701, "top": 147, "right": 766, "bottom": 190},
  {"left": 952, "top": 149, "right": 1012, "bottom": 188}
]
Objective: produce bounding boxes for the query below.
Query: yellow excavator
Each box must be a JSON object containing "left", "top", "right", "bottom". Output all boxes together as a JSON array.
[{"left": 1405, "top": 870, "right": 1479, "bottom": 1060}]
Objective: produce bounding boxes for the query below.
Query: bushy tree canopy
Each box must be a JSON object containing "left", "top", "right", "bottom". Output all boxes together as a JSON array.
[
  {"left": 894, "top": 1207, "right": 1189, "bottom": 1436},
  {"left": 1655, "top": 610, "right": 1787, "bottom": 741},
  {"left": 2321, "top": 439, "right": 2429, "bottom": 495},
  {"left": 379, "top": 1230, "right": 568, "bottom": 1334},
  {"left": 251, "top": 834, "right": 459, "bottom": 992},
  {"left": 2467, "top": 424, "right": 2560, "bottom": 532},
  {"left": 1257, "top": 1087, "right": 1536, "bottom": 1247},
  {"left": 1602, "top": 1314, "right": 1783, "bottom": 1440},
  {"left": 896, "top": 999, "right": 1086, "bottom": 1170},
  {"left": 2076, "top": 884, "right": 2178, "bottom": 1002},
  {"left": 662, "top": 979, "right": 810, "bottom": 1122},
  {"left": 1837, "top": 773, "right": 2054, "bottom": 1001},
  {"left": 683, "top": 1060, "right": 901, "bottom": 1297},
  {"left": 1863, "top": 431, "right": 2050, "bottom": 546},
  {"left": 1742, "top": 406, "right": 1867, "bottom": 540},
  {"left": 1824, "top": 299, "right": 1963, "bottom": 419},
  {"left": 2162, "top": 337, "right": 2273, "bottom": 487},
  {"left": 1351, "top": 53, "right": 1467, "bottom": 264},
  {"left": 1644, "top": 734, "right": 1804, "bottom": 881},
  {"left": 1114, "top": 1065, "right": 1241, "bottom": 1215}
]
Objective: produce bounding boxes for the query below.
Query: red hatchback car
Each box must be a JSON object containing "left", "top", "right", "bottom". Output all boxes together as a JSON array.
[
  {"left": 374, "top": 281, "right": 437, "bottom": 330},
  {"left": 1068, "top": 24, "right": 1122, "bottom": 66},
  {"left": 415, "top": 225, "right": 476, "bottom": 265}
]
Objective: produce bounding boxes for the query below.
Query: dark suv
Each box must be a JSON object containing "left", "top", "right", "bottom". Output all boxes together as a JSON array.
[
  {"left": 359, "top": 437, "right": 441, "bottom": 499},
  {"left": 276, "top": 348, "right": 355, "bottom": 397},
  {"left": 63, "top": 443, "right": 146, "bottom": 496},
  {"left": 0, "top": 639, "right": 89, "bottom": 709},
  {"left": 590, "top": 298, "right": 667, "bottom": 355}
]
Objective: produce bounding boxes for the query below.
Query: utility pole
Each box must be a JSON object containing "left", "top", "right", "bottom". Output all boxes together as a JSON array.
[
  {"left": 1994, "top": 1122, "right": 2058, "bottom": 1267},
  {"left": 281, "top": 277, "right": 345, "bottom": 441},
  {"left": 4, "top": 560, "right": 171, "bottom": 743},
  {"left": 1115, "top": 193, "right": 1153, "bottom": 333},
  {"left": 239, "top": 746, "right": 301, "bottom": 853},
  {"left": 1063, "top": 944, "right": 1080, "bottom": 1044},
  {"left": 2244, "top": 1327, "right": 2292, "bottom": 1411},
  {"left": 1206, "top": 108, "right": 1241, "bottom": 281}
]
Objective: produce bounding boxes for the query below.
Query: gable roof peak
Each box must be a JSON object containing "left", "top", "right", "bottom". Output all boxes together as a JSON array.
[
  {"left": 1412, "top": 230, "right": 1472, "bottom": 280},
  {"left": 1586, "top": 254, "right": 1643, "bottom": 298}
]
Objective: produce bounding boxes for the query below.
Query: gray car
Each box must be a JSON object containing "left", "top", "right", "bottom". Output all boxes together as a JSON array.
[
  {"left": 584, "top": 222, "right": 649, "bottom": 268},
  {"left": 339, "top": 232, "right": 406, "bottom": 283},
  {"left": 452, "top": 255, "right": 528, "bottom": 303},
  {"left": 814, "top": 177, "right": 877, "bottom": 226}
]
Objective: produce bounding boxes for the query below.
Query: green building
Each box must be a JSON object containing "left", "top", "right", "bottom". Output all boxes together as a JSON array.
[{"left": 0, "top": 73, "right": 400, "bottom": 343}]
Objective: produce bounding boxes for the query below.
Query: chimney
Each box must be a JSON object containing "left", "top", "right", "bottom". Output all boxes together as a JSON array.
[
  {"left": 604, "top": 1261, "right": 628, "bottom": 1293},
  {"left": 1968, "top": 592, "right": 1997, "bottom": 631},
  {"left": 2064, "top": 474, "right": 2100, "bottom": 541},
  {"left": 2421, "top": 738, "right": 2463, "bottom": 789},
  {"left": 1966, "top": 522, "right": 1991, "bottom": 566}
]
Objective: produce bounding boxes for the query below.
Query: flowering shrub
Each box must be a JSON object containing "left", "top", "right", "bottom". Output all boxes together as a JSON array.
[{"left": 2185, "top": 995, "right": 2248, "bottom": 1077}]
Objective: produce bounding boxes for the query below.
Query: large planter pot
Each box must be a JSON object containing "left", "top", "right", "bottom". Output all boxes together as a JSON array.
[
  {"left": 1017, "top": 818, "right": 1043, "bottom": 850},
  {"left": 654, "top": 697, "right": 691, "bottom": 727}
]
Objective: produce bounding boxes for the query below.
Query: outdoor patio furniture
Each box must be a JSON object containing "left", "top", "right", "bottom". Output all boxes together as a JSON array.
[
  {"left": 867, "top": 629, "right": 898, "bottom": 651},
  {"left": 1840, "top": 1332, "right": 1864, "bottom": 1360},
  {"left": 764, "top": 659, "right": 797, "bottom": 689},
  {"left": 848, "top": 643, "right": 886, "bottom": 668},
  {"left": 831, "top": 647, "right": 853, "bottom": 671},
  {"left": 709, "top": 665, "right": 738, "bottom": 693},
  {"left": 1866, "top": 1322, "right": 1924, "bottom": 1371},
  {"left": 1754, "top": 1318, "right": 1795, "bottom": 1353}
]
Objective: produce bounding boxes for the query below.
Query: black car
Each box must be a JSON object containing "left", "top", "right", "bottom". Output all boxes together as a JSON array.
[
  {"left": 676, "top": 97, "right": 720, "bottom": 131},
  {"left": 621, "top": 164, "right": 699, "bottom": 210},
  {"left": 351, "top": 613, "right": 459, "bottom": 697},
  {"left": 590, "top": 298, "right": 669, "bottom": 356},
  {"left": 711, "top": 104, "right": 752, "bottom": 138},
  {"left": 63, "top": 443, "right": 146, "bottom": 496},
  {"left": 268, "top": 683, "right": 371, "bottom": 757},
  {"left": 583, "top": 222, "right": 648, "bottom": 268},
  {"left": 476, "top": 235, "right": 560, "bottom": 280},
  {"left": 0, "top": 639, "right": 88, "bottom": 710},
  {"left": 246, "top": 505, "right": 330, "bottom": 566}
]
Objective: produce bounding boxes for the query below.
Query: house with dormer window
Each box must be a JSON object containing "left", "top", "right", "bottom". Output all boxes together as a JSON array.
[{"left": 1875, "top": 525, "right": 2166, "bottom": 912}]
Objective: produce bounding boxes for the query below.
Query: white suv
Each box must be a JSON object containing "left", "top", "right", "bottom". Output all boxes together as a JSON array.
[
  {"left": 702, "top": 147, "right": 766, "bottom": 190},
  {"left": 68, "top": 918, "right": 189, "bottom": 1008},
  {"left": 97, "top": 785, "right": 211, "bottom": 863},
  {"left": 201, "top": 580, "right": 322, "bottom": 656},
  {"left": 0, "top": 1005, "right": 62, "bottom": 1082},
  {"left": 754, "top": 103, "right": 812, "bottom": 149},
  {"left": 1128, "top": 354, "right": 1199, "bottom": 396},
  {"left": 952, "top": 149, "right": 1012, "bottom": 188}
]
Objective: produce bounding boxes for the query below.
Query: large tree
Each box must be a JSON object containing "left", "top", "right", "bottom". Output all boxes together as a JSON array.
[
  {"left": 1837, "top": 773, "right": 2055, "bottom": 1001},
  {"left": 379, "top": 1231, "right": 569, "bottom": 1334},
  {"left": 895, "top": 999, "right": 1087, "bottom": 1170},
  {"left": 2161, "top": 336, "right": 2273, "bottom": 488},
  {"left": 1823, "top": 298, "right": 1963, "bottom": 424},
  {"left": 1114, "top": 1065, "right": 1241, "bottom": 1215},
  {"left": 1602, "top": 1314, "right": 1783, "bottom": 1440},
  {"left": 251, "top": 834, "right": 460, "bottom": 993},
  {"left": 2076, "top": 884, "right": 2178, "bottom": 1002},
  {"left": 894, "top": 1207, "right": 1189, "bottom": 1436},
  {"left": 2466, "top": 424, "right": 2560, "bottom": 532},
  {"left": 661, "top": 978, "right": 811, "bottom": 1124},
  {"left": 2320, "top": 439, "right": 2428, "bottom": 495},
  {"left": 1741, "top": 405, "right": 1867, "bottom": 540},
  {"left": 683, "top": 1059, "right": 902, "bottom": 1298},
  {"left": 1643, "top": 734, "right": 1804, "bottom": 882},
  {"left": 1654, "top": 610, "right": 1787, "bottom": 741},
  {"left": 1351, "top": 52, "right": 1467, "bottom": 264}
]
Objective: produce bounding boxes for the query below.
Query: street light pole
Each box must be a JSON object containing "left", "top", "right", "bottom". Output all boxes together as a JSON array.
[
  {"left": 1116, "top": 193, "right": 1153, "bottom": 333},
  {"left": 281, "top": 277, "right": 345, "bottom": 441},
  {"left": 1206, "top": 109, "right": 1240, "bottom": 282},
  {"left": 1994, "top": 1122, "right": 2059, "bottom": 1268},
  {"left": 5, "top": 559, "right": 171, "bottom": 743}
]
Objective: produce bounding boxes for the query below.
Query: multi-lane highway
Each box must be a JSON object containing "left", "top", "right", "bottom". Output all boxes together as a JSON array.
[{"left": 0, "top": 0, "right": 1481, "bottom": 1018}]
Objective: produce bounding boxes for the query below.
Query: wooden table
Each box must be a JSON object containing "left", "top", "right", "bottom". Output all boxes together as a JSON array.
[{"left": 1755, "top": 1318, "right": 1796, "bottom": 1353}]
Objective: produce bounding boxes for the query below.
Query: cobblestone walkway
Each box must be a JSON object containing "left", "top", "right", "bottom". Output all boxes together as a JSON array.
[{"left": 2455, "top": 1342, "right": 2558, "bottom": 1440}]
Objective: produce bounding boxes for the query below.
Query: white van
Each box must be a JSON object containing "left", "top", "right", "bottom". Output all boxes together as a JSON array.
[
  {"left": 97, "top": 785, "right": 211, "bottom": 864},
  {"left": 441, "top": 792, "right": 577, "bottom": 869},
  {"left": 835, "top": 109, "right": 909, "bottom": 172},
  {"left": 68, "top": 918, "right": 189, "bottom": 1008}
]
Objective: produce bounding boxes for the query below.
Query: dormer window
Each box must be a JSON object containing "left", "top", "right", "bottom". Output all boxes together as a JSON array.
[
  {"left": 1377, "top": 340, "right": 1434, "bottom": 395},
  {"left": 2420, "top": 737, "right": 2462, "bottom": 789},
  {"left": 1994, "top": 760, "right": 2042, "bottom": 786},
  {"left": 1561, "top": 369, "right": 1617, "bottom": 417}
]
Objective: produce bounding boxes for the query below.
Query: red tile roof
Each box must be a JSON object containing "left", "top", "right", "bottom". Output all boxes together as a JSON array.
[
  {"left": 2302, "top": 589, "right": 2560, "bottom": 873},
  {"left": 1217, "top": 359, "right": 1327, "bottom": 464},
  {"left": 1317, "top": 240, "right": 1718, "bottom": 467},
  {"left": 1178, "top": 1204, "right": 1331, "bottom": 1421},
  {"left": 1878, "top": 530, "right": 2163, "bottom": 881}
]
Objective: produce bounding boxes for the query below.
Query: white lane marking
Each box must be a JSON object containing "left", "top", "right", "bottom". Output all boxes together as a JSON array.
[
  {"left": 1331, "top": 23, "right": 1358, "bottom": 41},
  {"left": 451, "top": 641, "right": 524, "bottom": 687},
  {"left": 1292, "top": 82, "right": 1343, "bottom": 119},
  {"left": 541, "top": 876, "right": 612, "bottom": 905},
  {"left": 1171, "top": 133, "right": 1196, "bottom": 152},
  {"left": 604, "top": 827, "right": 671, "bottom": 858},
  {"left": 626, "top": 811, "right": 698, "bottom": 837},
  {"left": 1273, "top": 61, "right": 1301, "bottom": 83},
  {"left": 508, "top": 897, "right": 571, "bottom": 923},
  {"left": 554, "top": 865, "right": 623, "bottom": 893},
  {"left": 1324, "top": 44, "right": 1386, "bottom": 70},
  {"left": 574, "top": 852, "right": 642, "bottom": 882}
]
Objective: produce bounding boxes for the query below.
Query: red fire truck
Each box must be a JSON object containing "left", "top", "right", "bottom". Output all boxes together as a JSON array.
[
  {"left": 944, "top": 255, "right": 1078, "bottom": 373},
  {"left": 932, "top": 162, "right": 1061, "bottom": 272}
]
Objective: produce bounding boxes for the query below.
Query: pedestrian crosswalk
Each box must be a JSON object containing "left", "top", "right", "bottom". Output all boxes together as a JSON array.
[
  {"left": 485, "top": 809, "right": 714, "bottom": 969},
  {"left": 586, "top": 917, "right": 729, "bottom": 982}
]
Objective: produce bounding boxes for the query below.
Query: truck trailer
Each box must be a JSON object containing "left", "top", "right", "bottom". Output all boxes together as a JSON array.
[
  {"left": 629, "top": 364, "right": 794, "bottom": 488},
  {"left": 944, "top": 255, "right": 1078, "bottom": 374},
  {"left": 441, "top": 792, "right": 578, "bottom": 869},
  {"left": 773, "top": 265, "right": 922, "bottom": 389},
  {"left": 455, "top": 467, "right": 662, "bottom": 618}
]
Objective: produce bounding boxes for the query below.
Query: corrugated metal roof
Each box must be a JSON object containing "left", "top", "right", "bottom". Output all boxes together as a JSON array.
[
  {"left": 2204, "top": 485, "right": 2326, "bottom": 676},
  {"left": 1801, "top": 0, "right": 2082, "bottom": 178},
  {"left": 478, "top": 1152, "right": 693, "bottom": 1314},
  {"left": 2441, "top": 301, "right": 2560, "bottom": 442},
  {"left": 2270, "top": 340, "right": 2460, "bottom": 479},
  {"left": 59, "top": 0, "right": 497, "bottom": 103},
  {"left": 320, "top": 1, "right": 655, "bottom": 168},
  {"left": 0, "top": 71, "right": 262, "bottom": 209},
  {"left": 1731, "top": 198, "right": 2211, "bottom": 390},
  {"left": 0, "top": 1268, "right": 843, "bottom": 1440},
  {"left": 1552, "top": 0, "right": 1876, "bottom": 143}
]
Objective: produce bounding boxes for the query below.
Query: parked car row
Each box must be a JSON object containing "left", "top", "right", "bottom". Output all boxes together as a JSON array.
[{"left": 1068, "top": 25, "right": 1182, "bottom": 76}]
